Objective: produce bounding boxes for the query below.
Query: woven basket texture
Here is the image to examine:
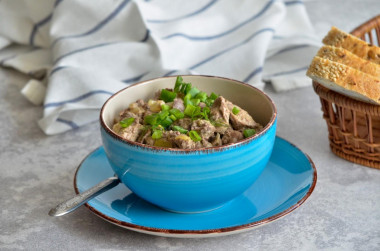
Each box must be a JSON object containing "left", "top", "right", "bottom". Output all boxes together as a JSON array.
[{"left": 313, "top": 15, "right": 380, "bottom": 169}]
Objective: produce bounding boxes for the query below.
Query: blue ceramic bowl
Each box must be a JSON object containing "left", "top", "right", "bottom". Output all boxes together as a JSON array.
[{"left": 100, "top": 75, "right": 277, "bottom": 213}]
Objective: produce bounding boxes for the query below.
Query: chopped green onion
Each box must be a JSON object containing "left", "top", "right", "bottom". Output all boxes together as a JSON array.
[
  {"left": 202, "top": 107, "right": 210, "bottom": 120},
  {"left": 169, "top": 108, "right": 184, "bottom": 119},
  {"left": 192, "top": 106, "right": 202, "bottom": 118},
  {"left": 119, "top": 117, "right": 135, "bottom": 128},
  {"left": 183, "top": 93, "right": 192, "bottom": 106},
  {"left": 195, "top": 92, "right": 208, "bottom": 102},
  {"left": 160, "top": 89, "right": 177, "bottom": 102},
  {"left": 179, "top": 83, "right": 191, "bottom": 94},
  {"left": 184, "top": 104, "right": 197, "bottom": 117},
  {"left": 169, "top": 114, "right": 177, "bottom": 121},
  {"left": 161, "top": 104, "right": 170, "bottom": 111},
  {"left": 187, "top": 87, "right": 200, "bottom": 98},
  {"left": 209, "top": 92, "right": 218, "bottom": 100},
  {"left": 184, "top": 104, "right": 202, "bottom": 119},
  {"left": 160, "top": 117, "right": 173, "bottom": 128},
  {"left": 158, "top": 110, "right": 169, "bottom": 120},
  {"left": 174, "top": 76, "right": 193, "bottom": 94},
  {"left": 172, "top": 125, "right": 188, "bottom": 134},
  {"left": 243, "top": 129, "right": 256, "bottom": 138},
  {"left": 189, "top": 130, "right": 202, "bottom": 142},
  {"left": 232, "top": 106, "right": 240, "bottom": 115},
  {"left": 152, "top": 130, "right": 163, "bottom": 139},
  {"left": 204, "top": 98, "right": 214, "bottom": 107},
  {"left": 185, "top": 83, "right": 192, "bottom": 94},
  {"left": 191, "top": 98, "right": 200, "bottom": 106},
  {"left": 179, "top": 83, "right": 186, "bottom": 93},
  {"left": 212, "top": 120, "right": 229, "bottom": 127},
  {"left": 144, "top": 114, "right": 158, "bottom": 126},
  {"left": 152, "top": 125, "right": 164, "bottom": 131},
  {"left": 174, "top": 76, "right": 183, "bottom": 93}
]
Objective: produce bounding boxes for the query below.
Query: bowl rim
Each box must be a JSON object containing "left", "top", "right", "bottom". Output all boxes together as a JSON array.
[{"left": 100, "top": 75, "right": 277, "bottom": 153}]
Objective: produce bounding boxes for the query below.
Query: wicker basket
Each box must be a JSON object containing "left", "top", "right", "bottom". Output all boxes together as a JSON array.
[{"left": 313, "top": 15, "right": 380, "bottom": 169}]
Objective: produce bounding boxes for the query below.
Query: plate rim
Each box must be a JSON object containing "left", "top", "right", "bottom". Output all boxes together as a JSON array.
[{"left": 73, "top": 136, "right": 317, "bottom": 237}]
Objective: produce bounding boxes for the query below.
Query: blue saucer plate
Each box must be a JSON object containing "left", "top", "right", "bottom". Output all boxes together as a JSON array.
[{"left": 74, "top": 136, "right": 317, "bottom": 238}]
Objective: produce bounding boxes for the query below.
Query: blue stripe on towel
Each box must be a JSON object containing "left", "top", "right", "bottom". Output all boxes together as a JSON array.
[
  {"left": 243, "top": 66, "right": 263, "bottom": 83},
  {"left": 141, "top": 30, "right": 150, "bottom": 42},
  {"left": 51, "top": 0, "right": 130, "bottom": 48},
  {"left": 29, "top": 14, "right": 53, "bottom": 46},
  {"left": 50, "top": 66, "right": 69, "bottom": 76},
  {"left": 284, "top": 0, "right": 304, "bottom": 6},
  {"left": 29, "top": 0, "right": 64, "bottom": 46},
  {"left": 162, "top": 0, "right": 275, "bottom": 41},
  {"left": 189, "top": 28, "right": 275, "bottom": 70},
  {"left": 147, "top": 0, "right": 218, "bottom": 23},
  {"left": 44, "top": 90, "right": 113, "bottom": 108},
  {"left": 53, "top": 29, "right": 149, "bottom": 64},
  {"left": 54, "top": 0, "right": 64, "bottom": 7},
  {"left": 273, "top": 44, "right": 310, "bottom": 56},
  {"left": 163, "top": 70, "right": 177, "bottom": 77},
  {"left": 267, "top": 66, "right": 309, "bottom": 78},
  {"left": 121, "top": 72, "right": 147, "bottom": 83},
  {"left": 57, "top": 118, "right": 79, "bottom": 129},
  {"left": 53, "top": 42, "right": 118, "bottom": 64}
]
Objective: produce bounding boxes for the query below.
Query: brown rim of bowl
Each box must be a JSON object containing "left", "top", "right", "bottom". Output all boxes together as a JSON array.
[
  {"left": 73, "top": 136, "right": 317, "bottom": 236},
  {"left": 100, "top": 75, "right": 277, "bottom": 153}
]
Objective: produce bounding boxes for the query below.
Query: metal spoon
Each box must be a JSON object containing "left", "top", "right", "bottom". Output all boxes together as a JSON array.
[{"left": 49, "top": 176, "right": 120, "bottom": 217}]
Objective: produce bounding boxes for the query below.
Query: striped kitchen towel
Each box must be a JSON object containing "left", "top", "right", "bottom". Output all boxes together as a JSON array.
[{"left": 0, "top": 0, "right": 320, "bottom": 134}]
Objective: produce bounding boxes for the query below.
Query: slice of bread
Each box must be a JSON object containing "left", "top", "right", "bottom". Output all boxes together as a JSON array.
[
  {"left": 317, "top": 45, "right": 380, "bottom": 77},
  {"left": 307, "top": 56, "right": 380, "bottom": 105},
  {"left": 323, "top": 27, "right": 380, "bottom": 65}
]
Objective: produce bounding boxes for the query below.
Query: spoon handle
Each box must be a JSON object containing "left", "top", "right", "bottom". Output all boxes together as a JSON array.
[{"left": 49, "top": 176, "right": 120, "bottom": 217}]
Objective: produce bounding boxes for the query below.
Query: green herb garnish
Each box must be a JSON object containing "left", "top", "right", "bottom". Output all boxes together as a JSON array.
[
  {"left": 189, "top": 130, "right": 202, "bottom": 142},
  {"left": 144, "top": 114, "right": 158, "bottom": 126},
  {"left": 169, "top": 108, "right": 184, "bottom": 119},
  {"left": 160, "top": 89, "right": 177, "bottom": 102},
  {"left": 202, "top": 107, "right": 210, "bottom": 120},
  {"left": 184, "top": 104, "right": 197, "bottom": 117},
  {"left": 119, "top": 117, "right": 135, "bottom": 128},
  {"left": 174, "top": 76, "right": 192, "bottom": 94},
  {"left": 169, "top": 114, "right": 177, "bottom": 121},
  {"left": 204, "top": 98, "right": 214, "bottom": 107},
  {"left": 183, "top": 93, "right": 192, "bottom": 106},
  {"left": 187, "top": 87, "right": 200, "bottom": 98},
  {"left": 183, "top": 84, "right": 192, "bottom": 94},
  {"left": 211, "top": 120, "right": 229, "bottom": 127},
  {"left": 161, "top": 104, "right": 170, "bottom": 111},
  {"left": 152, "top": 130, "right": 163, "bottom": 139},
  {"left": 232, "top": 106, "right": 240, "bottom": 115},
  {"left": 174, "top": 76, "right": 183, "bottom": 93},
  {"left": 172, "top": 125, "right": 188, "bottom": 134},
  {"left": 158, "top": 110, "right": 169, "bottom": 120},
  {"left": 195, "top": 92, "right": 208, "bottom": 102},
  {"left": 159, "top": 117, "right": 173, "bottom": 128},
  {"left": 209, "top": 92, "right": 218, "bottom": 100},
  {"left": 243, "top": 129, "right": 256, "bottom": 138},
  {"left": 191, "top": 98, "right": 200, "bottom": 106}
]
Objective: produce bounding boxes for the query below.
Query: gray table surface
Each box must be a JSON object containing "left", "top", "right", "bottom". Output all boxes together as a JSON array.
[{"left": 1, "top": 1, "right": 380, "bottom": 250}]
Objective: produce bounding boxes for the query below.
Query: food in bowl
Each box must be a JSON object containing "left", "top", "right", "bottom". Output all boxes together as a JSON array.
[
  {"left": 112, "top": 76, "right": 263, "bottom": 149},
  {"left": 100, "top": 75, "right": 277, "bottom": 212}
]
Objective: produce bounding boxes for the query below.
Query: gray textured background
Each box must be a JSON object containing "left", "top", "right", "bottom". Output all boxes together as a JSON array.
[{"left": 1, "top": 1, "right": 380, "bottom": 250}]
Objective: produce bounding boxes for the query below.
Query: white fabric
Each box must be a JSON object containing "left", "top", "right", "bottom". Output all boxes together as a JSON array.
[{"left": 0, "top": 0, "right": 320, "bottom": 134}]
